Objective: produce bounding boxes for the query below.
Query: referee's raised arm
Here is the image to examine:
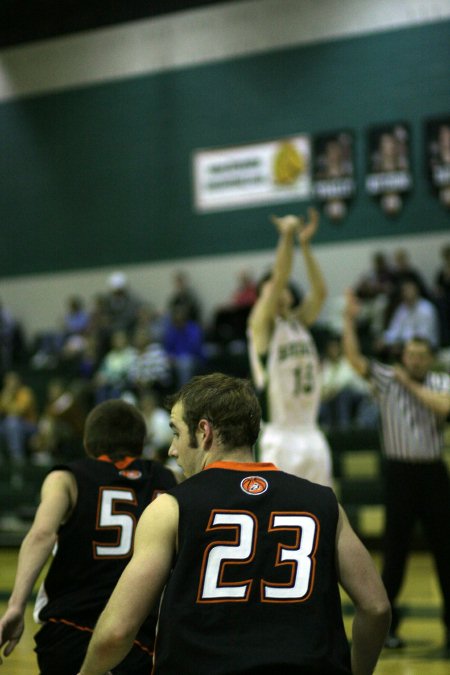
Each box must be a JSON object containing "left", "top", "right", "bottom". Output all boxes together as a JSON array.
[{"left": 342, "top": 289, "right": 370, "bottom": 378}]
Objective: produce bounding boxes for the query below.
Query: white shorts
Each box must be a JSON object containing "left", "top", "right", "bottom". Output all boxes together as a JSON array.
[{"left": 258, "top": 424, "right": 333, "bottom": 487}]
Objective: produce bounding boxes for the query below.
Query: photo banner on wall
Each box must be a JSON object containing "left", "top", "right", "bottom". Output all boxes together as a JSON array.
[
  {"left": 425, "top": 116, "right": 450, "bottom": 209},
  {"left": 193, "top": 135, "right": 311, "bottom": 212},
  {"left": 312, "top": 130, "right": 355, "bottom": 221},
  {"left": 365, "top": 122, "right": 412, "bottom": 216}
]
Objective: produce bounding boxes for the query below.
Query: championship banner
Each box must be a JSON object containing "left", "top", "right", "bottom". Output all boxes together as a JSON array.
[
  {"left": 365, "top": 122, "right": 412, "bottom": 216},
  {"left": 193, "top": 136, "right": 311, "bottom": 212},
  {"left": 312, "top": 130, "right": 355, "bottom": 221},
  {"left": 425, "top": 116, "right": 450, "bottom": 209}
]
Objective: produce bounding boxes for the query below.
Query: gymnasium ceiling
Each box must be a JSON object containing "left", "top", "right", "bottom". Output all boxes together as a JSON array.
[{"left": 0, "top": 0, "right": 248, "bottom": 49}]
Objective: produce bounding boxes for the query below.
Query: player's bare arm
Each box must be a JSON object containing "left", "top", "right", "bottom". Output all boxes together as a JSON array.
[
  {"left": 295, "top": 207, "right": 327, "bottom": 326},
  {"left": 248, "top": 213, "right": 300, "bottom": 354},
  {"left": 78, "top": 493, "right": 178, "bottom": 675},
  {"left": 342, "top": 289, "right": 370, "bottom": 378},
  {"left": 336, "top": 505, "right": 391, "bottom": 675},
  {"left": 0, "top": 471, "right": 76, "bottom": 665}
]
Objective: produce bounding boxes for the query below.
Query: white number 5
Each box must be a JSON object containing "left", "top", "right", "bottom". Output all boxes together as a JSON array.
[{"left": 93, "top": 487, "right": 137, "bottom": 558}]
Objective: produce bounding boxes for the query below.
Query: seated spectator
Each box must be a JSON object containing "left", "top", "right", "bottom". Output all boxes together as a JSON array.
[
  {"left": 353, "top": 252, "right": 396, "bottom": 349},
  {"left": 375, "top": 279, "right": 440, "bottom": 360},
  {"left": 0, "top": 300, "right": 23, "bottom": 373},
  {"left": 60, "top": 295, "right": 90, "bottom": 360},
  {"left": 319, "top": 336, "right": 379, "bottom": 431},
  {"left": 138, "top": 389, "right": 173, "bottom": 461},
  {"left": 104, "top": 271, "right": 142, "bottom": 337},
  {"left": 166, "top": 270, "right": 201, "bottom": 323},
  {"left": 163, "top": 306, "right": 205, "bottom": 388},
  {"left": 385, "top": 248, "right": 431, "bottom": 325},
  {"left": 209, "top": 269, "right": 258, "bottom": 345},
  {"left": 29, "top": 378, "right": 87, "bottom": 464},
  {"left": 93, "top": 330, "right": 136, "bottom": 403},
  {"left": 433, "top": 243, "right": 450, "bottom": 347},
  {"left": 127, "top": 329, "right": 173, "bottom": 396},
  {"left": 86, "top": 293, "right": 112, "bottom": 360},
  {"left": 0, "top": 371, "right": 38, "bottom": 466}
]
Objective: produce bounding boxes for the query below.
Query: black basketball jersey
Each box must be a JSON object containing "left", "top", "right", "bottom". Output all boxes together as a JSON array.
[
  {"left": 36, "top": 456, "right": 176, "bottom": 652},
  {"left": 154, "top": 461, "right": 351, "bottom": 675}
]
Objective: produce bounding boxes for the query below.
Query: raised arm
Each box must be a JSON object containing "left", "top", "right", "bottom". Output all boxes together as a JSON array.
[
  {"left": 248, "top": 214, "right": 299, "bottom": 352},
  {"left": 0, "top": 471, "right": 75, "bottom": 665},
  {"left": 78, "top": 493, "right": 178, "bottom": 675},
  {"left": 336, "top": 505, "right": 391, "bottom": 675},
  {"left": 342, "top": 289, "right": 370, "bottom": 378},
  {"left": 295, "top": 207, "right": 327, "bottom": 326}
]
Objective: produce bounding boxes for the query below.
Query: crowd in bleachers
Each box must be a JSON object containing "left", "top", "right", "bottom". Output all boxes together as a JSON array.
[{"left": 0, "top": 243, "right": 449, "bottom": 476}]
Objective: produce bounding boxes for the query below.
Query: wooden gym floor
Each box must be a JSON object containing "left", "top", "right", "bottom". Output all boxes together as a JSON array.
[{"left": 0, "top": 548, "right": 449, "bottom": 674}]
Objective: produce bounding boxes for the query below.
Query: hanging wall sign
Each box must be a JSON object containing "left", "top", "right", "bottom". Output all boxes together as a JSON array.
[
  {"left": 425, "top": 116, "right": 450, "bottom": 209},
  {"left": 193, "top": 135, "right": 311, "bottom": 212},
  {"left": 312, "top": 130, "right": 355, "bottom": 221},
  {"left": 365, "top": 122, "right": 412, "bottom": 216}
]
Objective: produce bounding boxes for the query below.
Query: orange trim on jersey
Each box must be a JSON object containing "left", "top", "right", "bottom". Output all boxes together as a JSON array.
[
  {"left": 47, "top": 618, "right": 153, "bottom": 656},
  {"left": 97, "top": 455, "right": 137, "bottom": 470},
  {"left": 204, "top": 461, "right": 279, "bottom": 472}
]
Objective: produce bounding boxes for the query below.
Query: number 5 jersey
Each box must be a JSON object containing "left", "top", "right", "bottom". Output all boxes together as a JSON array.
[{"left": 34, "top": 456, "right": 176, "bottom": 653}]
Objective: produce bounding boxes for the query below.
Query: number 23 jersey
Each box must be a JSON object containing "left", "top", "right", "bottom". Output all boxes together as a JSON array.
[{"left": 154, "top": 462, "right": 351, "bottom": 675}]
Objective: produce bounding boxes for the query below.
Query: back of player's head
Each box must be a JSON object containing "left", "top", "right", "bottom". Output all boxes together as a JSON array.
[
  {"left": 167, "top": 372, "right": 261, "bottom": 450},
  {"left": 256, "top": 270, "right": 303, "bottom": 308},
  {"left": 84, "top": 399, "right": 146, "bottom": 459}
]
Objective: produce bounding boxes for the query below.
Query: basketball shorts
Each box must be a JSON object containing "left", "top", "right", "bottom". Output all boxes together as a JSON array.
[{"left": 258, "top": 424, "right": 333, "bottom": 487}]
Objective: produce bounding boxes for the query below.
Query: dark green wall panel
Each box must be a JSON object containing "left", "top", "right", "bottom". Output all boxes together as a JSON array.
[{"left": 1, "top": 20, "right": 449, "bottom": 277}]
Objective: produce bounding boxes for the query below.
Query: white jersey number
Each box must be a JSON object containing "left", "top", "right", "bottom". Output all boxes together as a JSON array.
[
  {"left": 93, "top": 488, "right": 137, "bottom": 558},
  {"left": 198, "top": 510, "right": 318, "bottom": 603}
]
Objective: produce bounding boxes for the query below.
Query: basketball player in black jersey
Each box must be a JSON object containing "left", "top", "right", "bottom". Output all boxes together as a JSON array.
[
  {"left": 0, "top": 399, "right": 176, "bottom": 674},
  {"left": 78, "top": 373, "right": 390, "bottom": 675}
]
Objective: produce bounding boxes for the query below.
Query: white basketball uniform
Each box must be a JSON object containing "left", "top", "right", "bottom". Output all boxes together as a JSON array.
[{"left": 248, "top": 316, "right": 332, "bottom": 486}]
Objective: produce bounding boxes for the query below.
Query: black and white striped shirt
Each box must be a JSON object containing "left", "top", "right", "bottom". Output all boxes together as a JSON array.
[{"left": 370, "top": 360, "right": 450, "bottom": 462}]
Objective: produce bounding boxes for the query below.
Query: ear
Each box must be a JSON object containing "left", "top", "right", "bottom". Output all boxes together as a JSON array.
[{"left": 197, "top": 418, "right": 213, "bottom": 449}]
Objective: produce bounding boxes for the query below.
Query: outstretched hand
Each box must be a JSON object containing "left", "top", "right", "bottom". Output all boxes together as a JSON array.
[
  {"left": 298, "top": 207, "right": 319, "bottom": 245},
  {"left": 0, "top": 608, "right": 25, "bottom": 665},
  {"left": 270, "top": 213, "right": 301, "bottom": 235}
]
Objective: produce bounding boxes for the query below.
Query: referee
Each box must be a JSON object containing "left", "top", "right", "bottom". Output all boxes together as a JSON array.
[{"left": 343, "top": 290, "right": 450, "bottom": 656}]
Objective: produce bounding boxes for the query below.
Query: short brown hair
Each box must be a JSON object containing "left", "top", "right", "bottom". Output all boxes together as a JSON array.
[
  {"left": 84, "top": 399, "right": 146, "bottom": 459},
  {"left": 167, "top": 373, "right": 261, "bottom": 449}
]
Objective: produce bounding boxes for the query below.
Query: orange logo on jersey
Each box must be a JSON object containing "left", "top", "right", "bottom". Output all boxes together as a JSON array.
[
  {"left": 240, "top": 476, "right": 268, "bottom": 495},
  {"left": 119, "top": 470, "right": 142, "bottom": 480}
]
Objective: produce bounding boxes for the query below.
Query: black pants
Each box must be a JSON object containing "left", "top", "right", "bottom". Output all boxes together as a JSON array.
[
  {"left": 381, "top": 459, "right": 450, "bottom": 632},
  {"left": 34, "top": 621, "right": 152, "bottom": 675}
]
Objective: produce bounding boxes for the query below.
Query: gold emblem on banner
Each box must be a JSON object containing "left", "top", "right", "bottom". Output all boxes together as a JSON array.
[{"left": 273, "top": 141, "right": 305, "bottom": 185}]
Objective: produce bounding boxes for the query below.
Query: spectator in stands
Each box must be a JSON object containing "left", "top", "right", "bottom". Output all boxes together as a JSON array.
[
  {"left": 375, "top": 279, "right": 440, "bottom": 361},
  {"left": 434, "top": 243, "right": 450, "bottom": 347},
  {"left": 166, "top": 270, "right": 201, "bottom": 323},
  {"left": 93, "top": 330, "right": 136, "bottom": 403},
  {"left": 104, "top": 271, "right": 142, "bottom": 337},
  {"left": 163, "top": 306, "right": 205, "bottom": 388},
  {"left": 60, "top": 295, "right": 90, "bottom": 360},
  {"left": 127, "top": 328, "right": 173, "bottom": 396},
  {"left": 210, "top": 269, "right": 258, "bottom": 346},
  {"left": 29, "top": 378, "right": 87, "bottom": 464},
  {"left": 353, "top": 251, "right": 396, "bottom": 349},
  {"left": 0, "top": 300, "right": 21, "bottom": 373},
  {"left": 138, "top": 388, "right": 173, "bottom": 463},
  {"left": 86, "top": 294, "right": 111, "bottom": 360},
  {"left": 0, "top": 371, "right": 38, "bottom": 466},
  {"left": 319, "top": 335, "right": 379, "bottom": 431}
]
